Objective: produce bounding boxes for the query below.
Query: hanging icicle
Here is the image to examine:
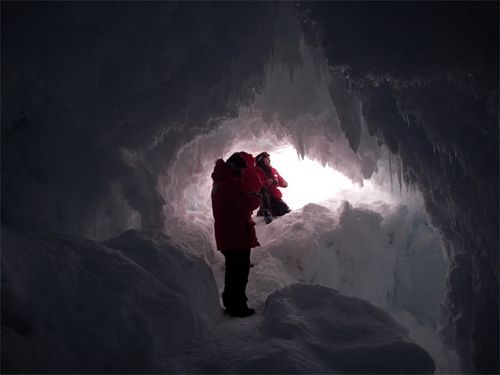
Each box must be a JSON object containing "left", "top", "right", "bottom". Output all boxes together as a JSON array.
[
  {"left": 402, "top": 112, "right": 411, "bottom": 127},
  {"left": 397, "top": 156, "right": 403, "bottom": 196},
  {"left": 388, "top": 150, "right": 394, "bottom": 193}
]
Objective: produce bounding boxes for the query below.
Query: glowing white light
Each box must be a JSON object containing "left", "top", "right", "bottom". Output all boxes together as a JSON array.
[{"left": 268, "top": 145, "right": 396, "bottom": 210}]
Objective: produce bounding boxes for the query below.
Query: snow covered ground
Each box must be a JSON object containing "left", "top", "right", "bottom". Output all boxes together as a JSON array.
[
  {"left": 1, "top": 228, "right": 220, "bottom": 372},
  {"left": 245, "top": 201, "right": 460, "bottom": 373},
  {"left": 3, "top": 207, "right": 452, "bottom": 372},
  {"left": 190, "top": 283, "right": 434, "bottom": 374}
]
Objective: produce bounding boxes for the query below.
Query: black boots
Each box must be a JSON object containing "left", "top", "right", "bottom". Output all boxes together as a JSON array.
[
  {"left": 264, "top": 209, "right": 273, "bottom": 224},
  {"left": 257, "top": 208, "right": 273, "bottom": 224}
]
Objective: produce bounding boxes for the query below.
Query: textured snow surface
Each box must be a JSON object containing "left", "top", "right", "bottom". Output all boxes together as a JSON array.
[
  {"left": 191, "top": 284, "right": 434, "bottom": 374},
  {"left": 248, "top": 201, "right": 459, "bottom": 373},
  {"left": 2, "top": 226, "right": 435, "bottom": 373},
  {"left": 1, "top": 228, "right": 219, "bottom": 372}
]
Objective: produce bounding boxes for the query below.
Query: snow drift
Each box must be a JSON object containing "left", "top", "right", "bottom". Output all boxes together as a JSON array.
[
  {"left": 1, "top": 228, "right": 220, "bottom": 372},
  {"left": 262, "top": 284, "right": 434, "bottom": 374},
  {"left": 1, "top": 226, "right": 435, "bottom": 373}
]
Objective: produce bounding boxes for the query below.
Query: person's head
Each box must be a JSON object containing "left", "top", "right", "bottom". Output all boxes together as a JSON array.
[
  {"left": 226, "top": 152, "right": 247, "bottom": 176},
  {"left": 239, "top": 151, "right": 255, "bottom": 167},
  {"left": 256, "top": 152, "right": 271, "bottom": 168}
]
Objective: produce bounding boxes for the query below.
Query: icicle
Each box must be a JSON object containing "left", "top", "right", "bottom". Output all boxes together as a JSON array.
[
  {"left": 404, "top": 166, "right": 410, "bottom": 194},
  {"left": 347, "top": 77, "right": 352, "bottom": 93},
  {"left": 296, "top": 132, "right": 305, "bottom": 159},
  {"left": 440, "top": 152, "right": 446, "bottom": 172},
  {"left": 388, "top": 151, "right": 394, "bottom": 193},
  {"left": 397, "top": 157, "right": 403, "bottom": 196},
  {"left": 402, "top": 113, "right": 410, "bottom": 127}
]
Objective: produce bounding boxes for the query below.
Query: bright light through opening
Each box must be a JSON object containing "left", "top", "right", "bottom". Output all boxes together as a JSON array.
[{"left": 269, "top": 146, "right": 396, "bottom": 210}]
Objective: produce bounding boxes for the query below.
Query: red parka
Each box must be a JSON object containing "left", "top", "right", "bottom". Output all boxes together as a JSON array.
[
  {"left": 211, "top": 159, "right": 260, "bottom": 251},
  {"left": 239, "top": 152, "right": 264, "bottom": 211},
  {"left": 256, "top": 166, "right": 287, "bottom": 199}
]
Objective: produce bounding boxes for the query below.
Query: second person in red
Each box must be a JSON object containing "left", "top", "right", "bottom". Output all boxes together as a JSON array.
[{"left": 255, "top": 151, "right": 291, "bottom": 222}]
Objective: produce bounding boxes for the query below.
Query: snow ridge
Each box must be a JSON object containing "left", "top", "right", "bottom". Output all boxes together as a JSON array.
[{"left": 2, "top": 226, "right": 435, "bottom": 373}]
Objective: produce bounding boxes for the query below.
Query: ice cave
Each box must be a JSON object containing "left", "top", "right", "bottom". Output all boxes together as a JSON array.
[{"left": 1, "top": 2, "right": 498, "bottom": 374}]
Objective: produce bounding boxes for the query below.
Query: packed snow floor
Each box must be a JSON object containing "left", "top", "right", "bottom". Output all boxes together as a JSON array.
[{"left": 2, "top": 198, "right": 460, "bottom": 373}]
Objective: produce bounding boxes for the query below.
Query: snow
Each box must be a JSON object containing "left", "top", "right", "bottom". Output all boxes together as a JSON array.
[
  {"left": 191, "top": 284, "right": 434, "bottom": 374},
  {"left": 1, "top": 227, "right": 220, "bottom": 372},
  {"left": 2, "top": 225, "right": 436, "bottom": 373},
  {"left": 247, "top": 199, "right": 458, "bottom": 372}
]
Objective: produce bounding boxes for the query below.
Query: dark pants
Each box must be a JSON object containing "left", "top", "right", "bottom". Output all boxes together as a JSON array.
[
  {"left": 259, "top": 186, "right": 290, "bottom": 217},
  {"left": 270, "top": 196, "right": 290, "bottom": 216},
  {"left": 261, "top": 186, "right": 272, "bottom": 211},
  {"left": 221, "top": 249, "right": 251, "bottom": 311}
]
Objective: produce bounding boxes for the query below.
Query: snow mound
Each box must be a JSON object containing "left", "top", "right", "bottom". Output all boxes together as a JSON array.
[
  {"left": 1, "top": 228, "right": 219, "bottom": 373},
  {"left": 262, "top": 283, "right": 436, "bottom": 374},
  {"left": 2, "top": 226, "right": 437, "bottom": 373},
  {"left": 191, "top": 283, "right": 435, "bottom": 373},
  {"left": 255, "top": 200, "right": 447, "bottom": 318},
  {"left": 105, "top": 229, "right": 220, "bottom": 324}
]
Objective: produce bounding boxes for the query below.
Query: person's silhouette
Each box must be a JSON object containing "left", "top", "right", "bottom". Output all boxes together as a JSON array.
[{"left": 211, "top": 153, "right": 260, "bottom": 317}]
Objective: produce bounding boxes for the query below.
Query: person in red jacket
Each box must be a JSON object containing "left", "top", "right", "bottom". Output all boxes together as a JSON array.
[
  {"left": 211, "top": 152, "right": 261, "bottom": 317},
  {"left": 239, "top": 151, "right": 265, "bottom": 208},
  {"left": 255, "top": 151, "right": 291, "bottom": 222}
]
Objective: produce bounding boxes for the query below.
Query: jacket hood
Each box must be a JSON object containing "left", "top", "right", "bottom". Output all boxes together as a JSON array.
[
  {"left": 239, "top": 152, "right": 255, "bottom": 167},
  {"left": 211, "top": 159, "right": 238, "bottom": 182}
]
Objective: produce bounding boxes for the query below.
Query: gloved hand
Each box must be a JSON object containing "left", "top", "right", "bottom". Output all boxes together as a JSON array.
[{"left": 267, "top": 177, "right": 278, "bottom": 186}]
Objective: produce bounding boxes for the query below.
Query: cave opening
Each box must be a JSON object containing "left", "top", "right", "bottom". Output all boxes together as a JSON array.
[
  {"left": 140, "top": 27, "right": 475, "bottom": 369},
  {"left": 156, "top": 99, "right": 457, "bottom": 371}
]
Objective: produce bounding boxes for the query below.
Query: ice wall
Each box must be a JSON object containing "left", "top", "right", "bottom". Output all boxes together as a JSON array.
[
  {"left": 301, "top": 2, "right": 499, "bottom": 372},
  {"left": 1, "top": 2, "right": 281, "bottom": 238}
]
